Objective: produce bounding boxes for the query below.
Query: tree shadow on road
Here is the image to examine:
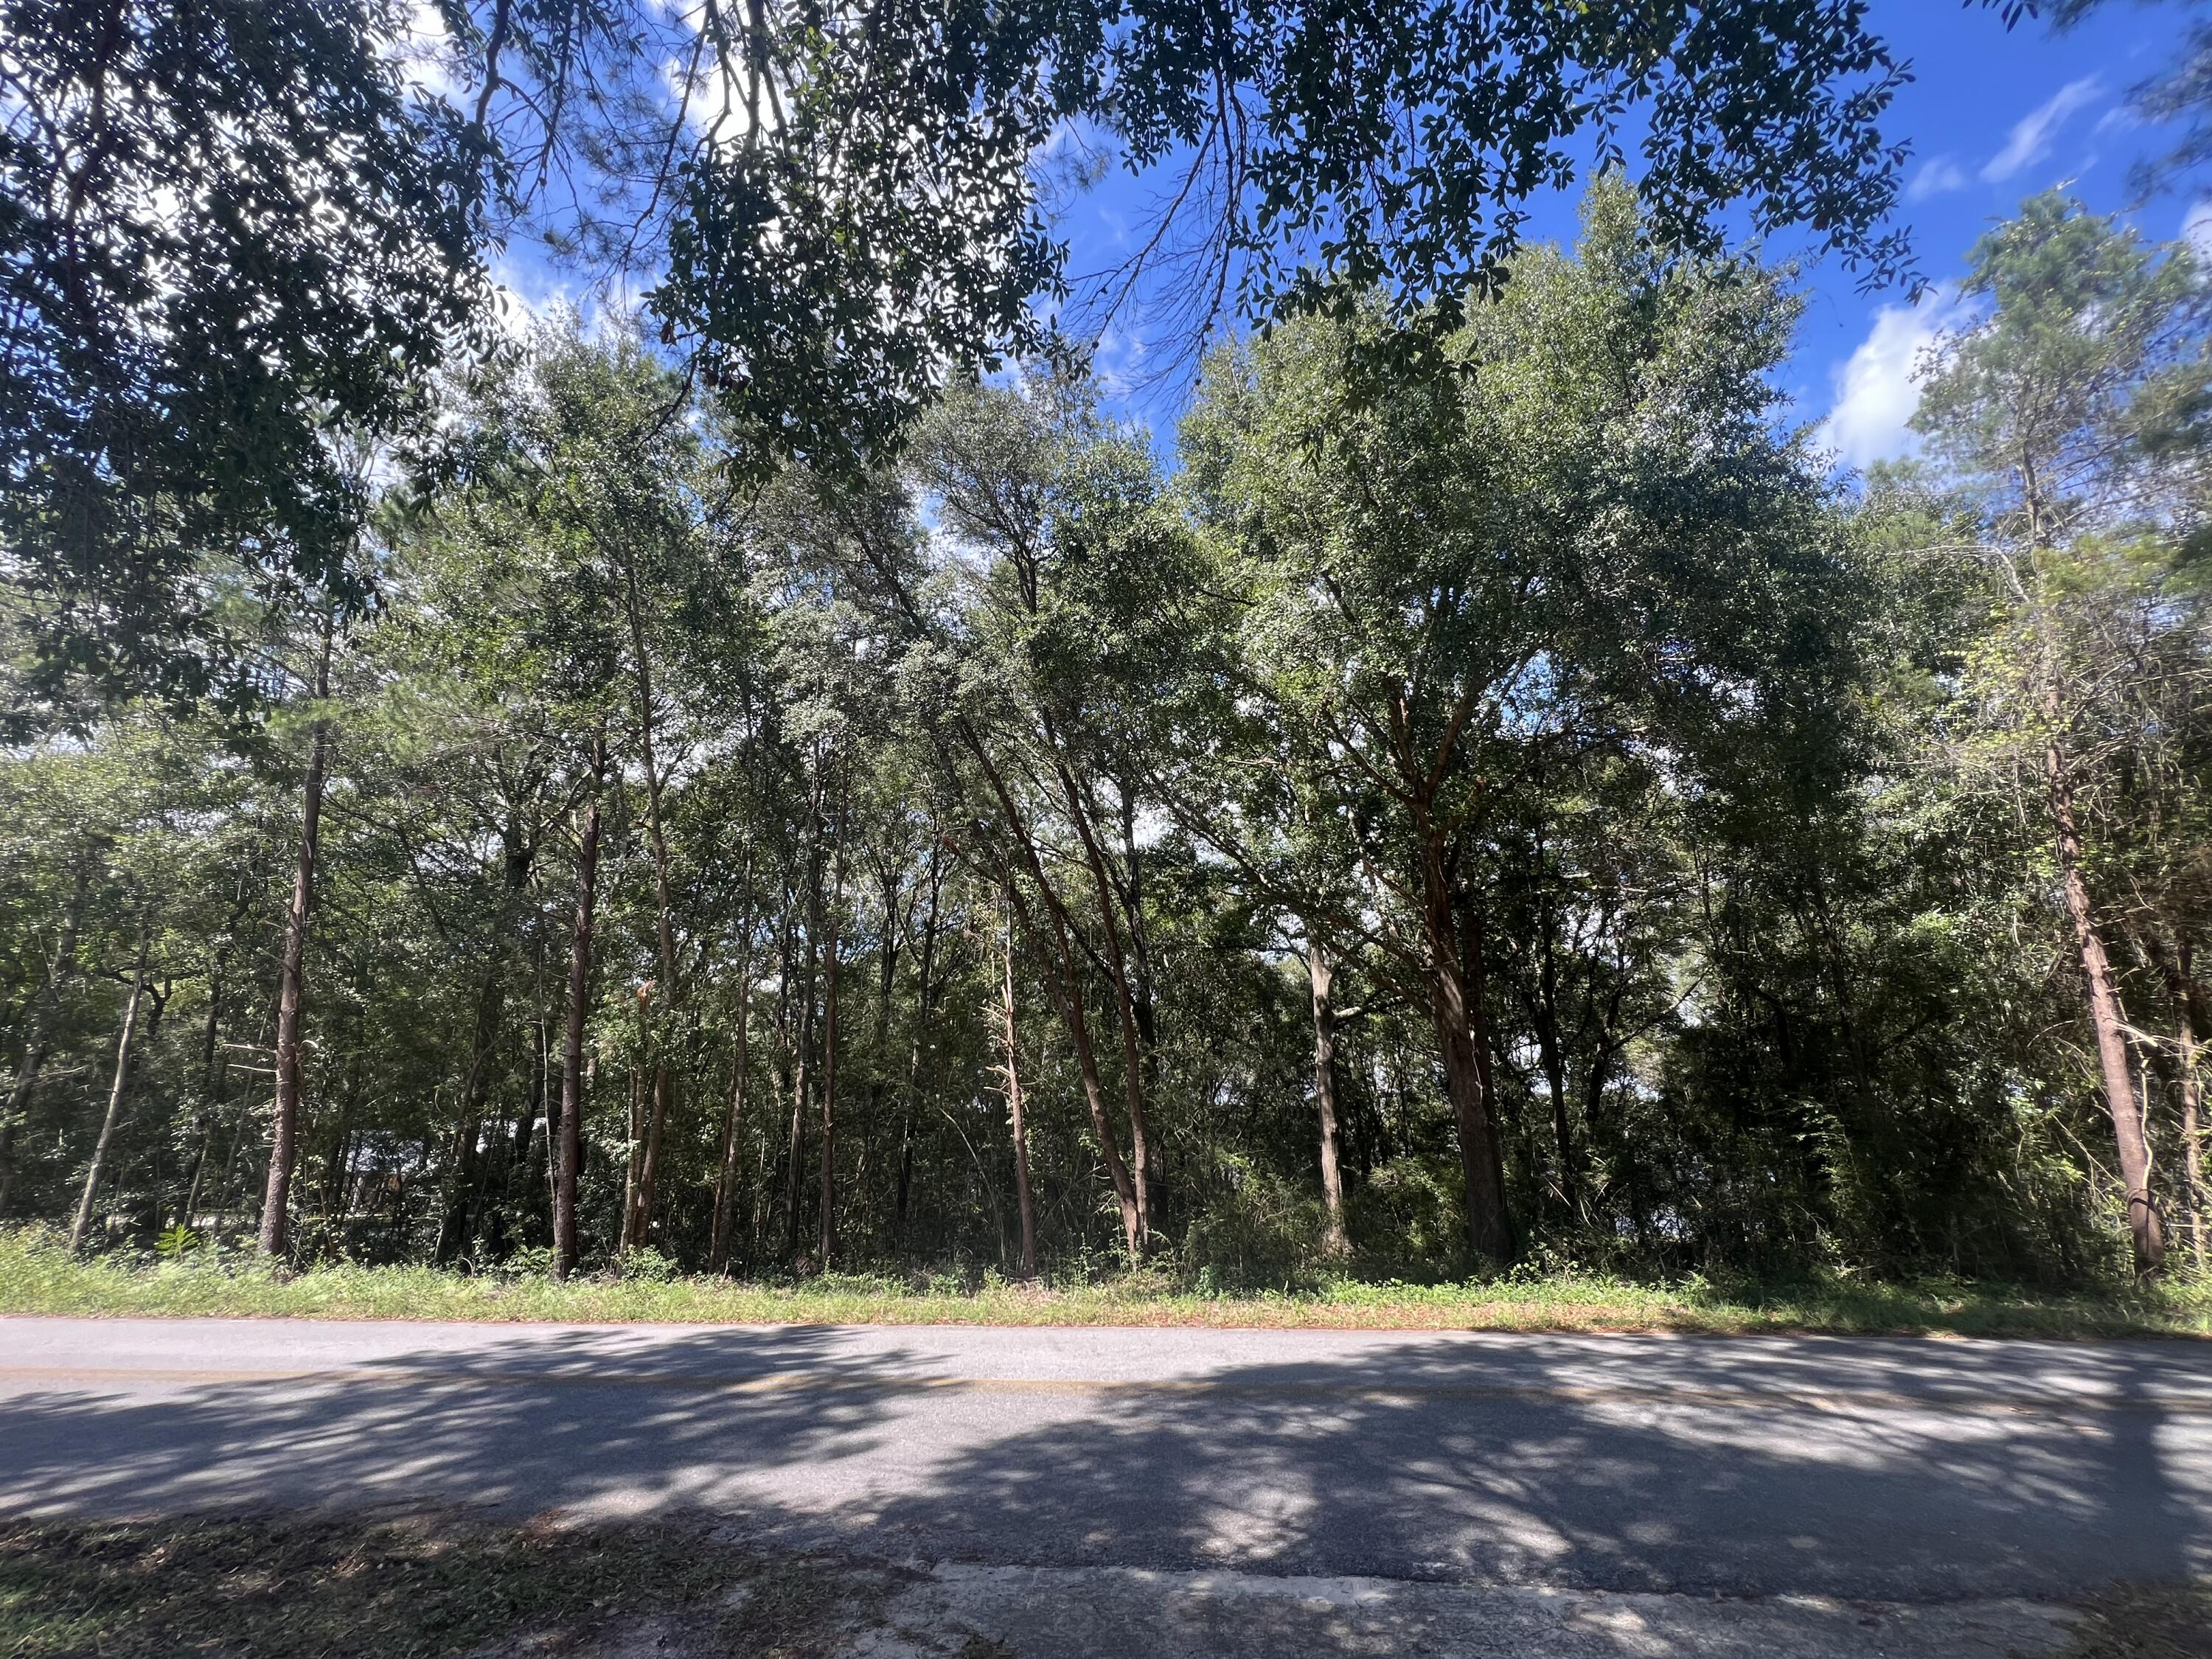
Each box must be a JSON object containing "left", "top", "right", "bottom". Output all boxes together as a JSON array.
[{"left": 0, "top": 1326, "right": 2204, "bottom": 1599}]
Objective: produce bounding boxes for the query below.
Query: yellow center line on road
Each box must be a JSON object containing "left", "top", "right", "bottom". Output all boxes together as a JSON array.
[{"left": 1, "top": 1363, "right": 2208, "bottom": 1418}]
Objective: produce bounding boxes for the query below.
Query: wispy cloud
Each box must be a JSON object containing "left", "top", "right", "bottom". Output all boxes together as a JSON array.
[
  {"left": 1905, "top": 154, "right": 1969, "bottom": 203},
  {"left": 2185, "top": 200, "right": 2212, "bottom": 263},
  {"left": 1818, "top": 286, "right": 1975, "bottom": 470},
  {"left": 1982, "top": 77, "right": 2103, "bottom": 183}
]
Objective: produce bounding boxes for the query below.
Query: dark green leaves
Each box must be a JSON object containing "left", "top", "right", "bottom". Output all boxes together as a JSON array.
[{"left": 1, "top": 0, "right": 487, "bottom": 728}]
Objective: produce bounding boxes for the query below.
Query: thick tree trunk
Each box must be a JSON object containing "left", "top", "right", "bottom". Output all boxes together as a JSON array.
[
  {"left": 1416, "top": 821, "right": 1511, "bottom": 1267},
  {"left": 260, "top": 630, "right": 333, "bottom": 1259},
  {"left": 71, "top": 911, "right": 152, "bottom": 1251},
  {"left": 0, "top": 855, "right": 90, "bottom": 1219},
  {"left": 1307, "top": 936, "right": 1349, "bottom": 1258},
  {"left": 1003, "top": 900, "right": 1038, "bottom": 1280},
  {"left": 552, "top": 740, "right": 602, "bottom": 1280},
  {"left": 2048, "top": 737, "right": 2163, "bottom": 1271}
]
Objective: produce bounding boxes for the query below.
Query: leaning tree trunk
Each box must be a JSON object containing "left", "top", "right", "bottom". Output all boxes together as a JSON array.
[
  {"left": 0, "top": 855, "right": 90, "bottom": 1220},
  {"left": 1004, "top": 872, "right": 1143, "bottom": 1265},
  {"left": 70, "top": 912, "right": 153, "bottom": 1251},
  {"left": 962, "top": 735, "right": 1141, "bottom": 1264},
  {"left": 2048, "top": 736, "right": 2163, "bottom": 1272},
  {"left": 1307, "top": 936, "right": 1350, "bottom": 1258},
  {"left": 1053, "top": 754, "right": 1153, "bottom": 1246},
  {"left": 552, "top": 740, "right": 603, "bottom": 1281},
  {"left": 260, "top": 630, "right": 333, "bottom": 1259}
]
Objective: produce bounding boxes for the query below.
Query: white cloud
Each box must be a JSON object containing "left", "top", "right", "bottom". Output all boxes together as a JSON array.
[
  {"left": 1905, "top": 154, "right": 1969, "bottom": 204},
  {"left": 666, "top": 52, "right": 772, "bottom": 154},
  {"left": 389, "top": 1, "right": 464, "bottom": 103},
  {"left": 488, "top": 255, "right": 576, "bottom": 340},
  {"left": 2184, "top": 200, "right": 2212, "bottom": 264},
  {"left": 1817, "top": 286, "right": 1975, "bottom": 470},
  {"left": 1982, "top": 77, "right": 2103, "bottom": 184}
]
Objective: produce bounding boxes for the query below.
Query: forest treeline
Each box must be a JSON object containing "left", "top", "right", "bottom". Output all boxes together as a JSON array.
[{"left": 4, "top": 188, "right": 2209, "bottom": 1287}]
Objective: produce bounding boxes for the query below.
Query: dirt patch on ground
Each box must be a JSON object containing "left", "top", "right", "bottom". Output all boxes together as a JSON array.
[
  {"left": 1, "top": 1510, "right": 2195, "bottom": 1658},
  {"left": 0, "top": 1511, "right": 908, "bottom": 1658}
]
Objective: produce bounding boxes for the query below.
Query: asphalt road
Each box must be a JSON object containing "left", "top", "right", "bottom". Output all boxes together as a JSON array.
[{"left": 3, "top": 1318, "right": 2208, "bottom": 1606}]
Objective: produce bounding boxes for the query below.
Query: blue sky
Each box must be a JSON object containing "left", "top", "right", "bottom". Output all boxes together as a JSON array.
[
  {"left": 1794, "top": 1, "right": 2198, "bottom": 471},
  {"left": 465, "top": 3, "right": 2200, "bottom": 471},
  {"left": 1049, "top": 3, "right": 2202, "bottom": 467}
]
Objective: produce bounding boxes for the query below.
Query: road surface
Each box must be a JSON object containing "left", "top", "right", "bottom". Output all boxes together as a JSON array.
[{"left": 4, "top": 1318, "right": 2208, "bottom": 1653}]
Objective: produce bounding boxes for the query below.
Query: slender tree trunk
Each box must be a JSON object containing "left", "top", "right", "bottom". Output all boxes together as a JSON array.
[
  {"left": 941, "top": 723, "right": 1139, "bottom": 1262},
  {"left": 1534, "top": 893, "right": 1579, "bottom": 1222},
  {"left": 71, "top": 911, "right": 152, "bottom": 1251},
  {"left": 180, "top": 1115, "right": 212, "bottom": 1228},
  {"left": 1004, "top": 873, "right": 1142, "bottom": 1264},
  {"left": 2048, "top": 737, "right": 2163, "bottom": 1271},
  {"left": 2174, "top": 945, "right": 2206, "bottom": 1277},
  {"left": 437, "top": 816, "right": 529, "bottom": 1265},
  {"left": 1003, "top": 896, "right": 1037, "bottom": 1281},
  {"left": 785, "top": 891, "right": 820, "bottom": 1262},
  {"left": 636, "top": 1064, "right": 669, "bottom": 1249},
  {"left": 895, "top": 849, "right": 943, "bottom": 1244},
  {"left": 1415, "top": 818, "right": 1511, "bottom": 1267},
  {"left": 782, "top": 770, "right": 827, "bottom": 1262},
  {"left": 0, "top": 855, "right": 91, "bottom": 1219},
  {"left": 1052, "top": 754, "right": 1152, "bottom": 1246},
  {"left": 434, "top": 978, "right": 501, "bottom": 1265},
  {"left": 622, "top": 562, "right": 682, "bottom": 1251},
  {"left": 552, "top": 739, "right": 603, "bottom": 1281},
  {"left": 818, "top": 774, "right": 849, "bottom": 1271},
  {"left": 622, "top": 1004, "right": 650, "bottom": 1251},
  {"left": 1307, "top": 935, "right": 1349, "bottom": 1258},
  {"left": 181, "top": 911, "right": 234, "bottom": 1228},
  {"left": 710, "top": 973, "right": 753, "bottom": 1273},
  {"left": 260, "top": 625, "right": 333, "bottom": 1259}
]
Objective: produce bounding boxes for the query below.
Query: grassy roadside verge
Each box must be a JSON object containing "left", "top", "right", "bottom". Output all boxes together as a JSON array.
[{"left": 5, "top": 1229, "right": 2209, "bottom": 1336}]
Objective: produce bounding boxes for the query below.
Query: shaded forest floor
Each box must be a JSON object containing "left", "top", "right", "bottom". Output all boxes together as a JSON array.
[{"left": 5, "top": 1229, "right": 2211, "bottom": 1337}]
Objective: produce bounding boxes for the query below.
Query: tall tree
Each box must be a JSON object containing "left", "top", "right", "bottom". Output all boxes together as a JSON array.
[{"left": 1913, "top": 192, "right": 2212, "bottom": 1273}]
